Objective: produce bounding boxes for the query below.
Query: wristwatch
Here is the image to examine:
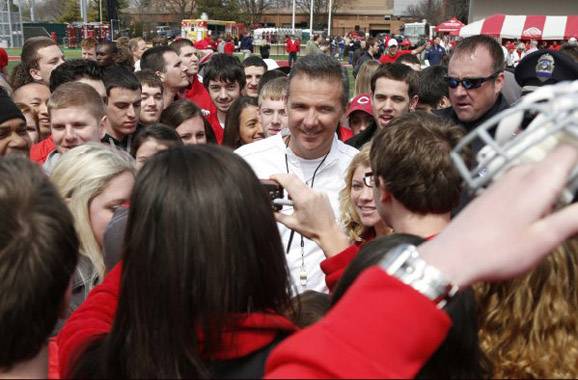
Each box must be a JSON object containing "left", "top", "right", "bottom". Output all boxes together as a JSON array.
[{"left": 378, "top": 244, "right": 459, "bottom": 309}]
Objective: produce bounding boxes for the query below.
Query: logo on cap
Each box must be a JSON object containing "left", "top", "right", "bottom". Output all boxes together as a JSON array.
[
  {"left": 356, "top": 95, "right": 370, "bottom": 105},
  {"left": 536, "top": 53, "right": 555, "bottom": 82}
]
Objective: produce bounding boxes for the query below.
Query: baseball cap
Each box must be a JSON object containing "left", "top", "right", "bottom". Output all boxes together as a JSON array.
[
  {"left": 387, "top": 39, "right": 398, "bottom": 47},
  {"left": 346, "top": 94, "right": 373, "bottom": 118}
]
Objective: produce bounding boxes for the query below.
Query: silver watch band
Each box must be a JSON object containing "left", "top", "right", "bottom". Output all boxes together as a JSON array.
[{"left": 379, "top": 244, "right": 459, "bottom": 308}]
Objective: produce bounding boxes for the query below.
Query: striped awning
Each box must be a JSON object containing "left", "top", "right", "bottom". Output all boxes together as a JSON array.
[{"left": 459, "top": 14, "right": 578, "bottom": 40}]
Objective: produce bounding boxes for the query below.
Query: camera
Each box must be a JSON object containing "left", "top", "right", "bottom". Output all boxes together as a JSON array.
[{"left": 260, "top": 179, "right": 293, "bottom": 211}]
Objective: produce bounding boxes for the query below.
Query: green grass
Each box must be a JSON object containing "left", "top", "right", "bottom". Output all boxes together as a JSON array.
[{"left": 6, "top": 49, "right": 355, "bottom": 97}]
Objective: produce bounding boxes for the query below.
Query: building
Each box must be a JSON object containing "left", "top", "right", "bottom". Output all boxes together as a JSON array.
[
  {"left": 0, "top": 0, "right": 23, "bottom": 47},
  {"left": 261, "top": 0, "right": 409, "bottom": 37}
]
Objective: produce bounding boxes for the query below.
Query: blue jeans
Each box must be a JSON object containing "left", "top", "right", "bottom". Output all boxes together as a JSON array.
[
  {"left": 348, "top": 50, "right": 354, "bottom": 64},
  {"left": 288, "top": 52, "right": 297, "bottom": 67}
]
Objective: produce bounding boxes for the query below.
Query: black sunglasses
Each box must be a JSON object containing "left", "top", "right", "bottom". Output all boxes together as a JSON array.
[{"left": 445, "top": 71, "right": 502, "bottom": 90}]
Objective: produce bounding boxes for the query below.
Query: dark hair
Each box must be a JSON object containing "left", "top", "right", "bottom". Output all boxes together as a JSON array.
[
  {"left": 286, "top": 291, "right": 331, "bottom": 329},
  {"left": 170, "top": 38, "right": 194, "bottom": 55},
  {"left": 289, "top": 54, "right": 349, "bottom": 108},
  {"left": 370, "top": 63, "right": 419, "bottom": 98},
  {"left": 114, "top": 47, "right": 135, "bottom": 71},
  {"left": 70, "top": 145, "right": 292, "bottom": 378},
  {"left": 331, "top": 234, "right": 484, "bottom": 379},
  {"left": 0, "top": 158, "right": 78, "bottom": 370},
  {"left": 131, "top": 123, "right": 183, "bottom": 157},
  {"left": 418, "top": 65, "right": 449, "bottom": 109},
  {"left": 97, "top": 41, "right": 119, "bottom": 56},
  {"left": 49, "top": 59, "right": 105, "bottom": 92},
  {"left": 160, "top": 100, "right": 217, "bottom": 144},
  {"left": 141, "top": 45, "right": 174, "bottom": 73},
  {"left": 452, "top": 35, "right": 505, "bottom": 73},
  {"left": 103, "top": 65, "right": 141, "bottom": 96},
  {"left": 203, "top": 53, "right": 246, "bottom": 91},
  {"left": 242, "top": 55, "right": 267, "bottom": 71},
  {"left": 396, "top": 53, "right": 421, "bottom": 67},
  {"left": 9, "top": 63, "right": 35, "bottom": 90},
  {"left": 370, "top": 112, "right": 471, "bottom": 214},
  {"left": 222, "top": 96, "right": 258, "bottom": 149},
  {"left": 560, "top": 43, "right": 578, "bottom": 63},
  {"left": 135, "top": 69, "right": 163, "bottom": 91},
  {"left": 258, "top": 69, "right": 286, "bottom": 94},
  {"left": 21, "top": 36, "right": 56, "bottom": 69}
]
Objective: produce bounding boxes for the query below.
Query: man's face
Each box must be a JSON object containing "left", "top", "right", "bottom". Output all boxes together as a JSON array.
[
  {"left": 133, "top": 40, "right": 147, "bottom": 60},
  {"left": 96, "top": 45, "right": 115, "bottom": 66},
  {"left": 348, "top": 110, "right": 374, "bottom": 135},
  {"left": 244, "top": 65, "right": 266, "bottom": 97},
  {"left": 160, "top": 51, "right": 189, "bottom": 91},
  {"left": 372, "top": 77, "right": 416, "bottom": 129},
  {"left": 434, "top": 37, "right": 441, "bottom": 46},
  {"left": 178, "top": 45, "right": 198, "bottom": 77},
  {"left": 448, "top": 46, "right": 504, "bottom": 123},
  {"left": 259, "top": 98, "right": 288, "bottom": 137},
  {"left": 82, "top": 47, "right": 97, "bottom": 61},
  {"left": 106, "top": 88, "right": 141, "bottom": 140},
  {"left": 50, "top": 107, "right": 105, "bottom": 154},
  {"left": 0, "top": 118, "right": 31, "bottom": 157},
  {"left": 13, "top": 83, "right": 51, "bottom": 140},
  {"left": 207, "top": 80, "right": 241, "bottom": 114},
  {"left": 140, "top": 85, "right": 163, "bottom": 125},
  {"left": 369, "top": 43, "right": 379, "bottom": 55},
  {"left": 30, "top": 45, "right": 65, "bottom": 86},
  {"left": 287, "top": 74, "right": 344, "bottom": 159},
  {"left": 388, "top": 44, "right": 398, "bottom": 56}
]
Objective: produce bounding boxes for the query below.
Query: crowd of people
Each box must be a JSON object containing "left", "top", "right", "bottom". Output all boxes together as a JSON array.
[{"left": 1, "top": 29, "right": 578, "bottom": 378}]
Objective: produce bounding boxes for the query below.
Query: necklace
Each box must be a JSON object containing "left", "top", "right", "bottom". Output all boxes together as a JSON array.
[{"left": 284, "top": 136, "right": 331, "bottom": 287}]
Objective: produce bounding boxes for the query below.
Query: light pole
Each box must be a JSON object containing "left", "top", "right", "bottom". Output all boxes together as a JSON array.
[
  {"left": 309, "top": 0, "right": 313, "bottom": 36},
  {"left": 327, "top": 0, "right": 332, "bottom": 36},
  {"left": 291, "top": 0, "right": 295, "bottom": 35}
]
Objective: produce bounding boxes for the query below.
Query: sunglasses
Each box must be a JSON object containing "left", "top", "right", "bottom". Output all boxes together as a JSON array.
[{"left": 445, "top": 71, "right": 502, "bottom": 90}]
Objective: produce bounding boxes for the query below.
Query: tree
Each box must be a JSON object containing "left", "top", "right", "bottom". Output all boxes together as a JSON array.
[
  {"left": 406, "top": 0, "right": 469, "bottom": 25},
  {"left": 164, "top": 0, "right": 197, "bottom": 21},
  {"left": 237, "top": 0, "right": 273, "bottom": 25},
  {"left": 58, "top": 0, "right": 81, "bottom": 22},
  {"left": 35, "top": 0, "right": 67, "bottom": 21},
  {"left": 194, "top": 0, "right": 239, "bottom": 22}
]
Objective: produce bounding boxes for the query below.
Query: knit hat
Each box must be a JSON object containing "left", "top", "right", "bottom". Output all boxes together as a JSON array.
[{"left": 0, "top": 90, "right": 26, "bottom": 125}]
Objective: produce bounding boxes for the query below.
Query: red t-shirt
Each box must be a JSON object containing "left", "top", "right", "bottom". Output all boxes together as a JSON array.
[
  {"left": 30, "top": 135, "right": 55, "bottom": 164},
  {"left": 379, "top": 50, "right": 412, "bottom": 63}
]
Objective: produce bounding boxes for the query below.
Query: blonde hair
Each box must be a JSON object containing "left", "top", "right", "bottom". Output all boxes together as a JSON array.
[
  {"left": 339, "top": 144, "right": 372, "bottom": 242},
  {"left": 354, "top": 60, "right": 379, "bottom": 97},
  {"left": 258, "top": 76, "right": 288, "bottom": 106},
  {"left": 128, "top": 37, "right": 145, "bottom": 53},
  {"left": 51, "top": 143, "right": 136, "bottom": 289},
  {"left": 476, "top": 239, "right": 578, "bottom": 378}
]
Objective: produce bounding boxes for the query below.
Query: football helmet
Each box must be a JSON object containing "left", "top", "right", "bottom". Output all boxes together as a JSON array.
[{"left": 451, "top": 80, "right": 578, "bottom": 207}]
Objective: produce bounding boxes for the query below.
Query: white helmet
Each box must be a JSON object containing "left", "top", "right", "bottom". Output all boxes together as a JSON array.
[{"left": 451, "top": 80, "right": 578, "bottom": 208}]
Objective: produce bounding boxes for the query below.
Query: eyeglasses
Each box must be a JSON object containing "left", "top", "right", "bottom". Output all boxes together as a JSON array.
[
  {"left": 363, "top": 172, "right": 374, "bottom": 187},
  {"left": 445, "top": 71, "right": 502, "bottom": 90}
]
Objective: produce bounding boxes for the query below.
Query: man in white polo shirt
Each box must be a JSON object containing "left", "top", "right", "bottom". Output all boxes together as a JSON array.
[{"left": 236, "top": 54, "right": 358, "bottom": 293}]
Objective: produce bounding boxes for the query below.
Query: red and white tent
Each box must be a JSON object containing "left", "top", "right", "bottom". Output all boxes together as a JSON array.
[
  {"left": 459, "top": 14, "right": 578, "bottom": 40},
  {"left": 435, "top": 17, "right": 465, "bottom": 35}
]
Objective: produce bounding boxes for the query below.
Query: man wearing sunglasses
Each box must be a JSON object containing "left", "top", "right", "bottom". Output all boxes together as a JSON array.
[{"left": 435, "top": 35, "right": 509, "bottom": 144}]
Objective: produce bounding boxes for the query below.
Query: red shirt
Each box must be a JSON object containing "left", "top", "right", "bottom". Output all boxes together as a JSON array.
[
  {"left": 379, "top": 50, "right": 412, "bottom": 63},
  {"left": 184, "top": 75, "right": 215, "bottom": 114},
  {"left": 30, "top": 135, "right": 55, "bottom": 164},
  {"left": 286, "top": 39, "right": 300, "bottom": 53}
]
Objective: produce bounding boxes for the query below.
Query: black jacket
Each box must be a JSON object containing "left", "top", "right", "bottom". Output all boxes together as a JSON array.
[{"left": 345, "top": 120, "right": 378, "bottom": 149}]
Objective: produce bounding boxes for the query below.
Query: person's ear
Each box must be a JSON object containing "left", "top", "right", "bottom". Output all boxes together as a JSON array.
[
  {"left": 438, "top": 95, "right": 451, "bottom": 109},
  {"left": 494, "top": 72, "right": 505, "bottom": 93},
  {"left": 376, "top": 175, "right": 391, "bottom": 204},
  {"left": 98, "top": 115, "right": 108, "bottom": 139},
  {"left": 155, "top": 70, "right": 166, "bottom": 83},
  {"left": 409, "top": 95, "right": 419, "bottom": 111},
  {"left": 29, "top": 68, "right": 42, "bottom": 83}
]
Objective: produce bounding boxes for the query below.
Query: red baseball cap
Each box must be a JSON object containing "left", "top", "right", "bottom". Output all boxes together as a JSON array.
[
  {"left": 346, "top": 94, "right": 373, "bottom": 118},
  {"left": 0, "top": 47, "right": 8, "bottom": 69}
]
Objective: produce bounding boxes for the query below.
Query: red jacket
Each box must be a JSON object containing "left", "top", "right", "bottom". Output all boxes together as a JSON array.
[
  {"left": 286, "top": 39, "right": 300, "bottom": 53},
  {"left": 184, "top": 75, "right": 216, "bottom": 115},
  {"left": 265, "top": 267, "right": 451, "bottom": 378},
  {"left": 56, "top": 264, "right": 298, "bottom": 377},
  {"left": 30, "top": 135, "right": 55, "bottom": 164}
]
